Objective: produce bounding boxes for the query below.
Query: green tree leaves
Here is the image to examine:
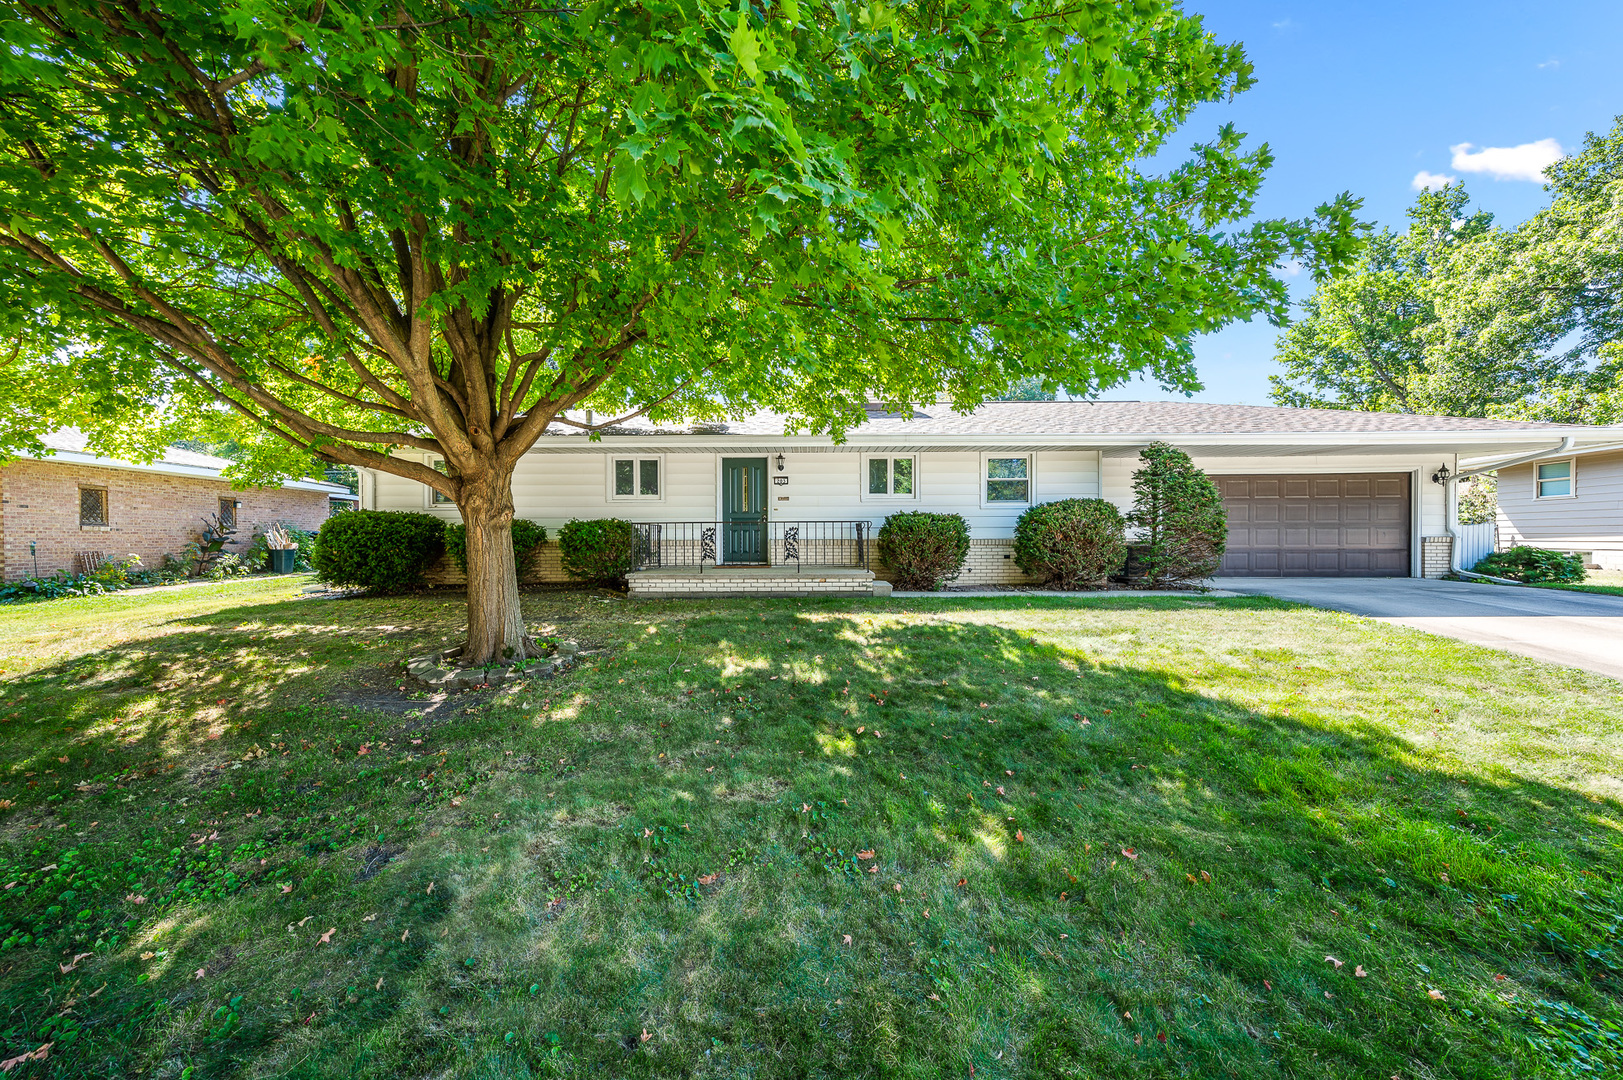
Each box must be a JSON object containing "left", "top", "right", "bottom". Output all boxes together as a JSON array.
[
  {"left": 0, "top": 0, "right": 1357, "bottom": 656},
  {"left": 1272, "top": 116, "right": 1623, "bottom": 423}
]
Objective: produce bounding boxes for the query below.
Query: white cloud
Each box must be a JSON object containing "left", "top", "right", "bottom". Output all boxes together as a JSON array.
[
  {"left": 1412, "top": 170, "right": 1457, "bottom": 191},
  {"left": 1537, "top": 58, "right": 1561, "bottom": 70},
  {"left": 1449, "top": 138, "right": 1564, "bottom": 183}
]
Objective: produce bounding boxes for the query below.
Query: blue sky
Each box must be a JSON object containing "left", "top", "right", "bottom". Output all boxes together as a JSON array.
[{"left": 1109, "top": 0, "right": 1623, "bottom": 405}]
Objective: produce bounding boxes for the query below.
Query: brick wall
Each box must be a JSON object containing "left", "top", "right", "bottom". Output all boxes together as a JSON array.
[
  {"left": 1421, "top": 535, "right": 1453, "bottom": 579},
  {"left": 872, "top": 538, "right": 1038, "bottom": 587},
  {"left": 422, "top": 540, "right": 568, "bottom": 587},
  {"left": 0, "top": 459, "right": 333, "bottom": 581}
]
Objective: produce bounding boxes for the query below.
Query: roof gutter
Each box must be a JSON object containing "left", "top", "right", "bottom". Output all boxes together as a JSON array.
[{"left": 1443, "top": 436, "right": 1578, "bottom": 582}]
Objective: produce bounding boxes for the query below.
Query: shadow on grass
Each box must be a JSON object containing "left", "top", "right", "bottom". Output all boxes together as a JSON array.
[{"left": 0, "top": 595, "right": 1617, "bottom": 1078}]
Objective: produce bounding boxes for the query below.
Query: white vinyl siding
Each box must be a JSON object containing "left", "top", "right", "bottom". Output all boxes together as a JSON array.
[{"left": 1496, "top": 451, "right": 1623, "bottom": 567}]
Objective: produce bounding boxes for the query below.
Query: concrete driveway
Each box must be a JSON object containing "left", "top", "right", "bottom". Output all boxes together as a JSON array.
[{"left": 1210, "top": 576, "right": 1623, "bottom": 681}]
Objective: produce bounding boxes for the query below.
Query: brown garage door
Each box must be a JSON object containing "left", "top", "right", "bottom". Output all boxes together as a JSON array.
[{"left": 1218, "top": 474, "right": 1411, "bottom": 577}]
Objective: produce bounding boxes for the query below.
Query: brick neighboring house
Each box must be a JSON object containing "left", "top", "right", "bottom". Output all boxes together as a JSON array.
[{"left": 0, "top": 430, "right": 357, "bottom": 582}]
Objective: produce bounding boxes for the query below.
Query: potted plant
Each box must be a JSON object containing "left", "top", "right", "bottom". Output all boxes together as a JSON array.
[{"left": 264, "top": 524, "right": 300, "bottom": 573}]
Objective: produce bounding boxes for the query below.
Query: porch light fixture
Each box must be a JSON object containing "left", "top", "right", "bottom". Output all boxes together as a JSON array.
[
  {"left": 775, "top": 453, "right": 786, "bottom": 472},
  {"left": 1430, "top": 463, "right": 1452, "bottom": 486}
]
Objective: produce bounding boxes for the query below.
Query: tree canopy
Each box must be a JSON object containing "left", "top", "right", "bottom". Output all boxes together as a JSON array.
[
  {"left": 0, "top": 0, "right": 1358, "bottom": 659},
  {"left": 1271, "top": 116, "right": 1623, "bottom": 423}
]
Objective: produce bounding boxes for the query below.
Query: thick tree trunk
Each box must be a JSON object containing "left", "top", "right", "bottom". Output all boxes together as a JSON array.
[{"left": 458, "top": 466, "right": 532, "bottom": 666}]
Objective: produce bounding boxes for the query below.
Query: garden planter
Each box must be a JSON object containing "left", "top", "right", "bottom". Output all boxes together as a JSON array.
[{"left": 267, "top": 548, "right": 298, "bottom": 573}]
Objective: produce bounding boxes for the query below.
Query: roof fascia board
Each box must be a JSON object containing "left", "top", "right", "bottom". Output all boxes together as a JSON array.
[{"left": 524, "top": 429, "right": 1601, "bottom": 453}]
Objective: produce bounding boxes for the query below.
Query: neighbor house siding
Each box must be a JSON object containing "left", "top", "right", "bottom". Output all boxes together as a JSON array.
[
  {"left": 0, "top": 459, "right": 333, "bottom": 582},
  {"left": 1496, "top": 450, "right": 1623, "bottom": 569}
]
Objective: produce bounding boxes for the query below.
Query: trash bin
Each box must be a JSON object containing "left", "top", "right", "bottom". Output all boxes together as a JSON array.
[{"left": 268, "top": 548, "right": 298, "bottom": 573}]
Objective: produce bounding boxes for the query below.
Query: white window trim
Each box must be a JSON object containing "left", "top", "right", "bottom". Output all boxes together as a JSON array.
[
  {"left": 424, "top": 456, "right": 455, "bottom": 508},
  {"left": 979, "top": 451, "right": 1033, "bottom": 509},
  {"left": 1534, "top": 458, "right": 1577, "bottom": 500},
  {"left": 607, "top": 454, "right": 667, "bottom": 502},
  {"left": 860, "top": 454, "right": 919, "bottom": 502}
]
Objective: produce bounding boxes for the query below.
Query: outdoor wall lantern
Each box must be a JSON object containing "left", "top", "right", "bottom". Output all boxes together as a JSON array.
[
  {"left": 775, "top": 453, "right": 786, "bottom": 472},
  {"left": 1430, "top": 464, "right": 1452, "bottom": 486}
]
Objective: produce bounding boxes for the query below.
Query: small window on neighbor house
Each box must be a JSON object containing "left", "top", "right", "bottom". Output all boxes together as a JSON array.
[
  {"left": 429, "top": 458, "right": 455, "bottom": 505},
  {"left": 612, "top": 458, "right": 660, "bottom": 499},
  {"left": 866, "top": 456, "right": 915, "bottom": 497},
  {"left": 985, "top": 456, "right": 1030, "bottom": 503},
  {"left": 79, "top": 487, "right": 108, "bottom": 527},
  {"left": 218, "top": 498, "right": 238, "bottom": 530},
  {"left": 1536, "top": 460, "right": 1573, "bottom": 498}
]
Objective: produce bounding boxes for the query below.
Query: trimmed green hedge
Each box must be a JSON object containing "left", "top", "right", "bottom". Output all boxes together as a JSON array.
[
  {"left": 558, "top": 518, "right": 640, "bottom": 584},
  {"left": 1012, "top": 498, "right": 1126, "bottom": 588},
  {"left": 1472, "top": 546, "right": 1586, "bottom": 584},
  {"left": 877, "top": 512, "right": 970, "bottom": 591},
  {"left": 311, "top": 510, "right": 445, "bottom": 592},
  {"left": 443, "top": 518, "right": 549, "bottom": 576}
]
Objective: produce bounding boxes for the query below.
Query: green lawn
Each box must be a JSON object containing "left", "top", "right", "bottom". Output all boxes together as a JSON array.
[
  {"left": 1536, "top": 568, "right": 1623, "bottom": 597},
  {"left": 0, "top": 578, "right": 1620, "bottom": 1078}
]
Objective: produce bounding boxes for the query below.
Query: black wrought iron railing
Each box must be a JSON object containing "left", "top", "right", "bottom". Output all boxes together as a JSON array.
[{"left": 631, "top": 521, "right": 872, "bottom": 572}]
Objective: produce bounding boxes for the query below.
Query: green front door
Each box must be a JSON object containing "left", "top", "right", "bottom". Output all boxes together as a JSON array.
[{"left": 722, "top": 457, "right": 768, "bottom": 563}]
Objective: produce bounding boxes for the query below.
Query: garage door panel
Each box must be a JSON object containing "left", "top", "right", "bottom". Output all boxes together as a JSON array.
[
  {"left": 1219, "top": 473, "right": 1410, "bottom": 578},
  {"left": 1375, "top": 478, "right": 1406, "bottom": 498}
]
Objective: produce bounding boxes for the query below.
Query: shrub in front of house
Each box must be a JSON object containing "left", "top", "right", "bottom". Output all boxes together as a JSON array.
[
  {"left": 1012, "top": 498, "right": 1127, "bottom": 589},
  {"left": 444, "top": 518, "right": 549, "bottom": 576},
  {"left": 1472, "top": 546, "right": 1586, "bottom": 584},
  {"left": 312, "top": 510, "right": 445, "bottom": 591},
  {"left": 877, "top": 511, "right": 970, "bottom": 591},
  {"left": 1126, "top": 442, "right": 1226, "bottom": 588},
  {"left": 557, "top": 518, "right": 640, "bottom": 584}
]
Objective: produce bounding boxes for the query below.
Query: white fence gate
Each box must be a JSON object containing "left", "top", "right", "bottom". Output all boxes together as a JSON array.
[{"left": 1454, "top": 522, "right": 1497, "bottom": 571}]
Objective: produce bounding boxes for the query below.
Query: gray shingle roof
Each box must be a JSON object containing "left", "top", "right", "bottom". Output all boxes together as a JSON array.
[{"left": 549, "top": 400, "right": 1605, "bottom": 438}]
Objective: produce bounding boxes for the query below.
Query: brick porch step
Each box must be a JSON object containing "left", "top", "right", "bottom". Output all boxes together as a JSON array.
[{"left": 627, "top": 566, "right": 887, "bottom": 599}]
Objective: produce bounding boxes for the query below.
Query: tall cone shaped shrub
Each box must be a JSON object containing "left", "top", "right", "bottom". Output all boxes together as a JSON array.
[{"left": 1126, "top": 443, "right": 1226, "bottom": 588}]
